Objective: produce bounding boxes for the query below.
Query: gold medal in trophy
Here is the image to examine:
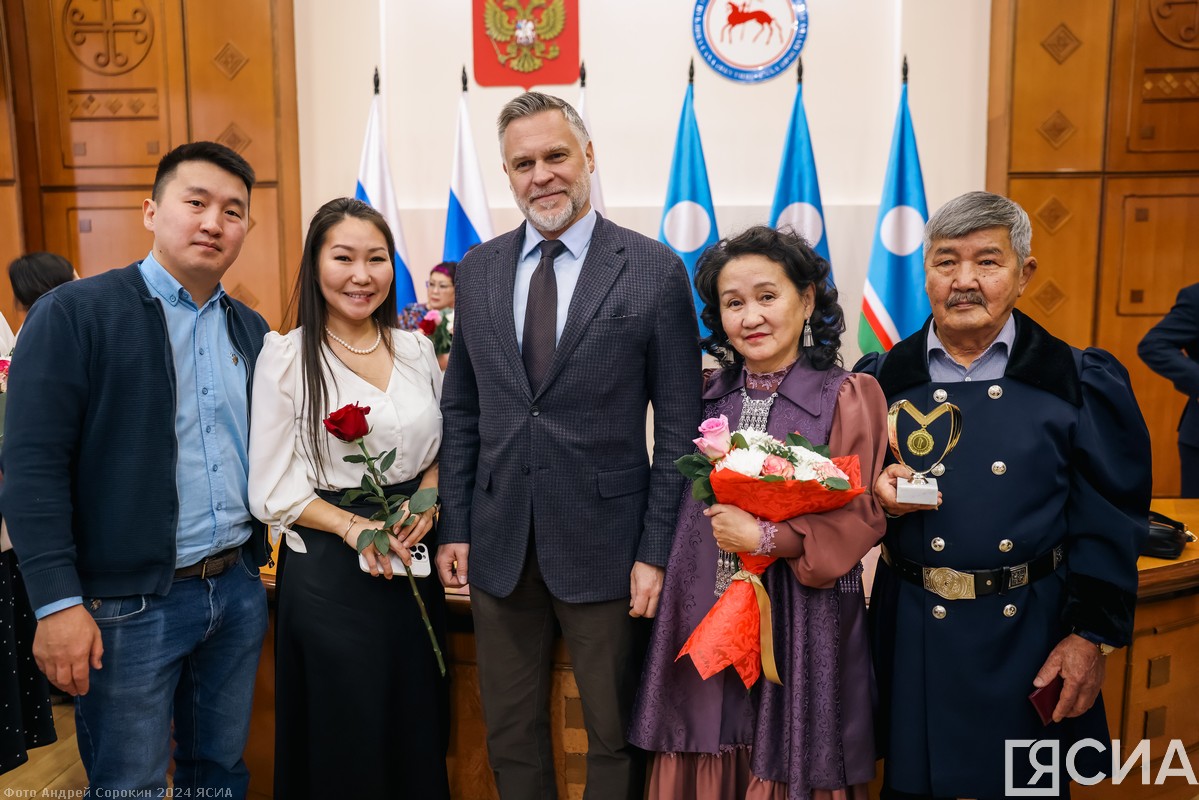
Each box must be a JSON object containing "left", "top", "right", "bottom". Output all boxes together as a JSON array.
[{"left": 886, "top": 399, "right": 963, "bottom": 505}]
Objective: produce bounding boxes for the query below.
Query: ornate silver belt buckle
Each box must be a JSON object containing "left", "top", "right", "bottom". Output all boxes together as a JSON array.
[
  {"left": 923, "top": 566, "right": 976, "bottom": 600},
  {"left": 1008, "top": 563, "right": 1029, "bottom": 589}
]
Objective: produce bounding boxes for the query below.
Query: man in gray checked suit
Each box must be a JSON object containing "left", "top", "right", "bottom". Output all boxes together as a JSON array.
[{"left": 437, "top": 92, "right": 701, "bottom": 799}]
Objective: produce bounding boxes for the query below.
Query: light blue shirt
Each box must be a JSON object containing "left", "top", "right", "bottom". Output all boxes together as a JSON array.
[
  {"left": 139, "top": 253, "right": 254, "bottom": 568},
  {"left": 926, "top": 314, "right": 1016, "bottom": 383},
  {"left": 514, "top": 209, "right": 597, "bottom": 350},
  {"left": 36, "top": 254, "right": 255, "bottom": 619}
]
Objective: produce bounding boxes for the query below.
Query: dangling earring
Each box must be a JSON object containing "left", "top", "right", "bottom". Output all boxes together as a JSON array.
[{"left": 802, "top": 316, "right": 814, "bottom": 348}]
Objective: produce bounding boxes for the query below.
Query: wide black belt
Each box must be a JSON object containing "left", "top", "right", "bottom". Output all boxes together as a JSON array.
[
  {"left": 174, "top": 546, "right": 242, "bottom": 580},
  {"left": 880, "top": 544, "right": 1063, "bottom": 601}
]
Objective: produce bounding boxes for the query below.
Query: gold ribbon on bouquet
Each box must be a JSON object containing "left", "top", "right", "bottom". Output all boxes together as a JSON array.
[{"left": 731, "top": 569, "right": 782, "bottom": 686}]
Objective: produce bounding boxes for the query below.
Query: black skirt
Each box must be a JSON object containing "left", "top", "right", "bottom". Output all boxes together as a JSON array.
[
  {"left": 273, "top": 478, "right": 450, "bottom": 799},
  {"left": 0, "top": 549, "right": 57, "bottom": 775}
]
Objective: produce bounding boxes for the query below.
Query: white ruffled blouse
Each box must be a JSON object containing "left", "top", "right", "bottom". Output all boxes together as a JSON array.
[{"left": 248, "top": 327, "right": 443, "bottom": 551}]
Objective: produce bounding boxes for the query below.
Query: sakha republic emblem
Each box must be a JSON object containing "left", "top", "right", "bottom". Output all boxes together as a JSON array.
[
  {"left": 473, "top": 0, "right": 579, "bottom": 88},
  {"left": 693, "top": 0, "right": 809, "bottom": 83}
]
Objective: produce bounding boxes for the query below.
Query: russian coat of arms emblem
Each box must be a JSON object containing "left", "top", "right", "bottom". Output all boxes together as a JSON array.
[{"left": 474, "top": 0, "right": 579, "bottom": 88}]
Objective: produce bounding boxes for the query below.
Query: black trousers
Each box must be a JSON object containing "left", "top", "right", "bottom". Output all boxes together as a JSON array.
[{"left": 470, "top": 549, "right": 649, "bottom": 800}]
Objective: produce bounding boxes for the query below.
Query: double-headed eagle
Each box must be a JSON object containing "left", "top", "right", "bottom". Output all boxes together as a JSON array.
[{"left": 483, "top": 0, "right": 567, "bottom": 72}]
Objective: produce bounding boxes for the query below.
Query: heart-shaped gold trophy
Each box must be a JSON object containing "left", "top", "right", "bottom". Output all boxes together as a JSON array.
[{"left": 886, "top": 399, "right": 963, "bottom": 505}]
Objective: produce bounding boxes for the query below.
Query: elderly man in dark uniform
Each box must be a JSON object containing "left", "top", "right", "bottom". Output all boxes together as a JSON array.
[{"left": 856, "top": 191, "right": 1150, "bottom": 799}]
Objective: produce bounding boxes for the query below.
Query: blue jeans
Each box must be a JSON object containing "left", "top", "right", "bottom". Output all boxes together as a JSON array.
[{"left": 75, "top": 557, "right": 267, "bottom": 797}]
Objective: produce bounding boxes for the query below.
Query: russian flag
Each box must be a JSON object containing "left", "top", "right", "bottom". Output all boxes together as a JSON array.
[
  {"left": 355, "top": 86, "right": 416, "bottom": 307},
  {"left": 444, "top": 91, "right": 493, "bottom": 261},
  {"left": 858, "top": 79, "right": 929, "bottom": 354}
]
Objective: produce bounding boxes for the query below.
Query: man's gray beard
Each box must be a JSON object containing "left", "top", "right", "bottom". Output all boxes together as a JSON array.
[
  {"left": 523, "top": 201, "right": 577, "bottom": 233},
  {"left": 518, "top": 175, "right": 591, "bottom": 234}
]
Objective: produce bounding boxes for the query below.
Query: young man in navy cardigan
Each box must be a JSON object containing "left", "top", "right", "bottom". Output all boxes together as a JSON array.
[{"left": 1, "top": 142, "right": 270, "bottom": 796}]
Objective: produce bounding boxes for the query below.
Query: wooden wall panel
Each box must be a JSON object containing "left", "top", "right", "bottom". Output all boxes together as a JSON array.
[
  {"left": 1107, "top": 0, "right": 1199, "bottom": 172},
  {"left": 1009, "top": 177, "right": 1102, "bottom": 348},
  {"left": 1115, "top": 193, "right": 1199, "bottom": 316},
  {"left": 1009, "top": 0, "right": 1113, "bottom": 173},
  {"left": 0, "top": 26, "right": 15, "bottom": 183},
  {"left": 0, "top": 15, "right": 22, "bottom": 324},
  {"left": 10, "top": 1, "right": 300, "bottom": 331},
  {"left": 182, "top": 0, "right": 278, "bottom": 183},
  {"left": 1096, "top": 176, "right": 1199, "bottom": 496},
  {"left": 40, "top": 189, "right": 149, "bottom": 276},
  {"left": 272, "top": 0, "right": 302, "bottom": 320},
  {"left": 0, "top": 187, "right": 23, "bottom": 324},
  {"left": 986, "top": 0, "right": 1016, "bottom": 192},
  {"left": 22, "top": 0, "right": 188, "bottom": 187},
  {"left": 223, "top": 187, "right": 282, "bottom": 326}
]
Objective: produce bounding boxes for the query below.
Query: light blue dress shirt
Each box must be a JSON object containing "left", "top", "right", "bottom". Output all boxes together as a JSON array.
[
  {"left": 139, "top": 253, "right": 254, "bottom": 568},
  {"left": 926, "top": 314, "right": 1016, "bottom": 382},
  {"left": 513, "top": 209, "right": 597, "bottom": 351}
]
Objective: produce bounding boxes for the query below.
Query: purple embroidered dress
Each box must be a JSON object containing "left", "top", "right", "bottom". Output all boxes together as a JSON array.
[{"left": 629, "top": 358, "right": 888, "bottom": 800}]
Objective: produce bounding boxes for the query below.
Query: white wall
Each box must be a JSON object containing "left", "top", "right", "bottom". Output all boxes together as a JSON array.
[{"left": 294, "top": 0, "right": 991, "bottom": 363}]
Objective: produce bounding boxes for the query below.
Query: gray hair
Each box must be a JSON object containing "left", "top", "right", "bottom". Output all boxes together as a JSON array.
[
  {"left": 496, "top": 92, "right": 590, "bottom": 149},
  {"left": 923, "top": 191, "right": 1032, "bottom": 262}
]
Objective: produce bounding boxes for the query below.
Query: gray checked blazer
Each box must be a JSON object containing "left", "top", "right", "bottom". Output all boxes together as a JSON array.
[{"left": 439, "top": 214, "right": 702, "bottom": 603}]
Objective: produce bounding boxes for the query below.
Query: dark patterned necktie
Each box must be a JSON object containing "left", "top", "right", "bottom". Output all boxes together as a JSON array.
[{"left": 522, "top": 239, "right": 566, "bottom": 391}]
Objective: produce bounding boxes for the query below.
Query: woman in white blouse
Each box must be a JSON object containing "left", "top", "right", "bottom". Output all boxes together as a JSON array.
[{"left": 249, "top": 198, "right": 449, "bottom": 799}]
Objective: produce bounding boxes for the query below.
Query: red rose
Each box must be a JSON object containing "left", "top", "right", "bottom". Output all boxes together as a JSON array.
[
  {"left": 323, "top": 402, "right": 371, "bottom": 442},
  {"left": 418, "top": 318, "right": 437, "bottom": 336}
]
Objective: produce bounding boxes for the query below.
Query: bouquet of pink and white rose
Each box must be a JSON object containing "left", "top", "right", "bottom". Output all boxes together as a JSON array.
[{"left": 675, "top": 414, "right": 862, "bottom": 522}]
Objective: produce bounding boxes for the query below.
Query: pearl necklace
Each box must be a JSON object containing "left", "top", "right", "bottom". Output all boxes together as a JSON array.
[{"left": 325, "top": 323, "right": 382, "bottom": 355}]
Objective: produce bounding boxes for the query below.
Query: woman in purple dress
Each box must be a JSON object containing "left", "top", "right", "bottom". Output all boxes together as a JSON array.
[{"left": 629, "top": 226, "right": 887, "bottom": 799}]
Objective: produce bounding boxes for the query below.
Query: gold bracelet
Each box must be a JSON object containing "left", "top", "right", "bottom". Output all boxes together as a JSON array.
[{"left": 341, "top": 515, "right": 358, "bottom": 542}]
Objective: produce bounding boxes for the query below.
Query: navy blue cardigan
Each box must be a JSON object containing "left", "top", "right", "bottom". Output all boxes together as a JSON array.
[{"left": 0, "top": 263, "right": 270, "bottom": 609}]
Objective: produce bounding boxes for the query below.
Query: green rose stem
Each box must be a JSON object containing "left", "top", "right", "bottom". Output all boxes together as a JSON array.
[{"left": 355, "top": 438, "right": 447, "bottom": 678}]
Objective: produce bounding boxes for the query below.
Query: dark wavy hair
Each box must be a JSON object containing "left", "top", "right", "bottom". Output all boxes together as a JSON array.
[
  {"left": 288, "top": 197, "right": 399, "bottom": 480},
  {"left": 694, "top": 225, "right": 844, "bottom": 371}
]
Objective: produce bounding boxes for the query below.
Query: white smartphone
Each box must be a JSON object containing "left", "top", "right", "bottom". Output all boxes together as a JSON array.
[{"left": 357, "top": 542, "right": 431, "bottom": 577}]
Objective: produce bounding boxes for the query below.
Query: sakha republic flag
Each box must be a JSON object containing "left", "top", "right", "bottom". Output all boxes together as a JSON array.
[
  {"left": 858, "top": 83, "right": 929, "bottom": 354},
  {"left": 659, "top": 82, "right": 719, "bottom": 338},
  {"left": 770, "top": 75, "right": 832, "bottom": 280},
  {"left": 356, "top": 91, "right": 417, "bottom": 307},
  {"left": 444, "top": 91, "right": 494, "bottom": 262}
]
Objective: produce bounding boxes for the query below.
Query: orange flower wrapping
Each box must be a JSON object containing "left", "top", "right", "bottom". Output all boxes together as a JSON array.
[
  {"left": 708, "top": 454, "right": 864, "bottom": 522},
  {"left": 676, "top": 454, "right": 865, "bottom": 688}
]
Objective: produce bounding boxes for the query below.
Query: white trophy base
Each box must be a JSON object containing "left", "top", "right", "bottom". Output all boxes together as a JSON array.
[{"left": 896, "top": 477, "right": 939, "bottom": 506}]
